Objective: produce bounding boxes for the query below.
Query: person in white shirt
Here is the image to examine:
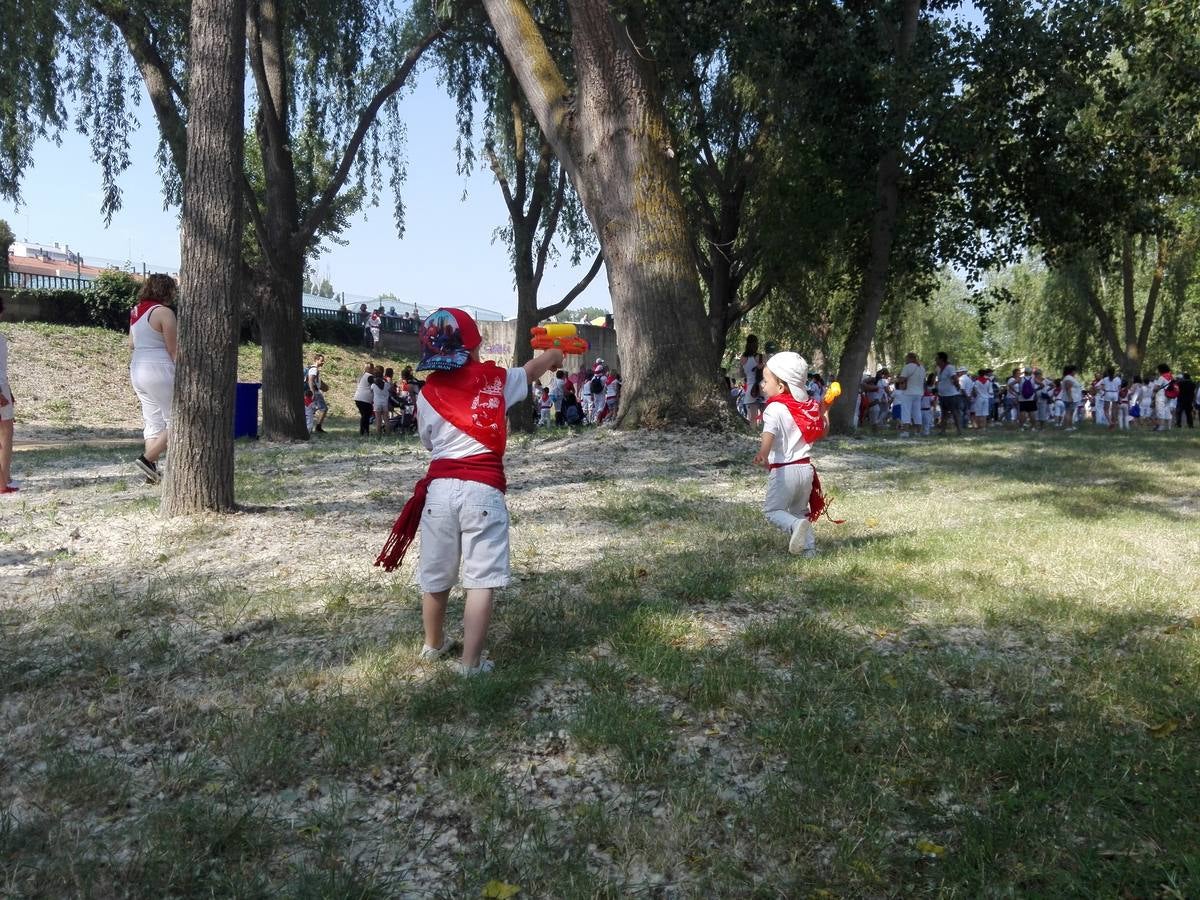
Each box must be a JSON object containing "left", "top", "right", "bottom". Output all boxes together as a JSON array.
[
  {"left": 933, "top": 352, "right": 963, "bottom": 434},
  {"left": 0, "top": 296, "right": 15, "bottom": 495},
  {"left": 751, "top": 352, "right": 832, "bottom": 557},
  {"left": 1097, "top": 367, "right": 1121, "bottom": 429},
  {"left": 353, "top": 364, "right": 377, "bottom": 436},
  {"left": 896, "top": 352, "right": 925, "bottom": 437},
  {"left": 1151, "top": 364, "right": 1174, "bottom": 430},
  {"left": 970, "top": 369, "right": 992, "bottom": 429},
  {"left": 370, "top": 376, "right": 390, "bottom": 435},
  {"left": 377, "top": 308, "right": 564, "bottom": 676},
  {"left": 956, "top": 368, "right": 975, "bottom": 426},
  {"left": 1060, "top": 366, "right": 1082, "bottom": 431}
]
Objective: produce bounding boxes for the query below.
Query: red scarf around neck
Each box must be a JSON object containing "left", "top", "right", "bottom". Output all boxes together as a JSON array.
[
  {"left": 421, "top": 360, "right": 509, "bottom": 454},
  {"left": 130, "top": 300, "right": 161, "bottom": 327},
  {"left": 765, "top": 392, "right": 826, "bottom": 444}
]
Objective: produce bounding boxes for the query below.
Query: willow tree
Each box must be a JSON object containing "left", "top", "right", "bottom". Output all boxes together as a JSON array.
[
  {"left": 480, "top": 0, "right": 730, "bottom": 427},
  {"left": 437, "top": 21, "right": 602, "bottom": 430},
  {"left": 0, "top": 0, "right": 440, "bottom": 441}
]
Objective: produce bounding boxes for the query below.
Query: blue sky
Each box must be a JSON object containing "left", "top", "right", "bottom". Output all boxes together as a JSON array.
[{"left": 0, "top": 69, "right": 610, "bottom": 318}]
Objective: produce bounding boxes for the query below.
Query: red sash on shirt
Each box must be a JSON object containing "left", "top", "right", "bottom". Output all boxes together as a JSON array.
[
  {"left": 765, "top": 393, "right": 826, "bottom": 444},
  {"left": 421, "top": 360, "right": 508, "bottom": 454},
  {"left": 129, "top": 300, "right": 160, "bottom": 327}
]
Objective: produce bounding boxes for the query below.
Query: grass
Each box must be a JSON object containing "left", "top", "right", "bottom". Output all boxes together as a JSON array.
[{"left": 2, "top": 427, "right": 1199, "bottom": 896}]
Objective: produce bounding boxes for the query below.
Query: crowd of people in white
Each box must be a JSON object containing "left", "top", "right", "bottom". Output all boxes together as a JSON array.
[{"left": 732, "top": 336, "right": 1198, "bottom": 436}]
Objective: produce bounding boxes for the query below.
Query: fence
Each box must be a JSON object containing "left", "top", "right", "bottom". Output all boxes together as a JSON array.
[{"left": 3, "top": 270, "right": 93, "bottom": 291}]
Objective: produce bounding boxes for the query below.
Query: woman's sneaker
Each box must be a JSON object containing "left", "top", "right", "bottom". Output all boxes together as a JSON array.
[{"left": 135, "top": 456, "right": 161, "bottom": 483}]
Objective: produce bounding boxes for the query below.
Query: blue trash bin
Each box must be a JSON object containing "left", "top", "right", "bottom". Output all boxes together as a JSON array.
[{"left": 234, "top": 382, "right": 262, "bottom": 439}]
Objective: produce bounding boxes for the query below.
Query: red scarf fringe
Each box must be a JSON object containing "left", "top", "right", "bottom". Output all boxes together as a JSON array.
[{"left": 375, "top": 454, "right": 506, "bottom": 572}]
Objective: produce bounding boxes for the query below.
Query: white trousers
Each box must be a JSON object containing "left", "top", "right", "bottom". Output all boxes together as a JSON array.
[
  {"left": 898, "top": 394, "right": 922, "bottom": 426},
  {"left": 764, "top": 463, "right": 815, "bottom": 550},
  {"left": 130, "top": 360, "right": 175, "bottom": 440}
]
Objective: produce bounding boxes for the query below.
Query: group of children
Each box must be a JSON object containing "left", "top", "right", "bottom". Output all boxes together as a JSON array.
[
  {"left": 378, "top": 310, "right": 830, "bottom": 678},
  {"left": 855, "top": 360, "right": 1195, "bottom": 435},
  {"left": 533, "top": 359, "right": 622, "bottom": 427}
]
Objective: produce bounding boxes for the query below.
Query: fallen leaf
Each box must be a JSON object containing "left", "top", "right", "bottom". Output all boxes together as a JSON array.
[
  {"left": 865, "top": 517, "right": 879, "bottom": 528},
  {"left": 881, "top": 673, "right": 899, "bottom": 688},
  {"left": 1163, "top": 623, "right": 1183, "bottom": 635},
  {"left": 481, "top": 880, "right": 521, "bottom": 899},
  {"left": 915, "top": 839, "right": 946, "bottom": 858},
  {"left": 1147, "top": 719, "right": 1178, "bottom": 739}
]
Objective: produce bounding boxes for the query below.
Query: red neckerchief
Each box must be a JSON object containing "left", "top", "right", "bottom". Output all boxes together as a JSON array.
[
  {"left": 765, "top": 392, "right": 826, "bottom": 444},
  {"left": 130, "top": 300, "right": 160, "bottom": 327},
  {"left": 421, "top": 360, "right": 508, "bottom": 455}
]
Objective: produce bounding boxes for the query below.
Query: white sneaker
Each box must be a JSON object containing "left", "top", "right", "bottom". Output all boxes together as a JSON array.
[
  {"left": 419, "top": 637, "right": 454, "bottom": 661},
  {"left": 789, "top": 519, "right": 813, "bottom": 555},
  {"left": 453, "top": 658, "right": 495, "bottom": 677}
]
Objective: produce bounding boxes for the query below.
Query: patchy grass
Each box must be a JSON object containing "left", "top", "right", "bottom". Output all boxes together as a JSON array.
[{"left": 1, "top": 427, "right": 1199, "bottom": 896}]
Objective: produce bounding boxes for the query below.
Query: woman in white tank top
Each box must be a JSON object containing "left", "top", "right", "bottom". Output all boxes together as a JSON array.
[
  {"left": 0, "top": 296, "right": 16, "bottom": 494},
  {"left": 128, "top": 274, "right": 179, "bottom": 484}
]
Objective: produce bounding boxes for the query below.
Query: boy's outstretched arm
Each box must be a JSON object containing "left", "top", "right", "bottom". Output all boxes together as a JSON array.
[
  {"left": 752, "top": 431, "right": 774, "bottom": 467},
  {"left": 523, "top": 349, "right": 565, "bottom": 384}
]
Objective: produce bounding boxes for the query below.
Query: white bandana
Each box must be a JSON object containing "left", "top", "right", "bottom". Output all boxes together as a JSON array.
[{"left": 766, "top": 351, "right": 810, "bottom": 401}]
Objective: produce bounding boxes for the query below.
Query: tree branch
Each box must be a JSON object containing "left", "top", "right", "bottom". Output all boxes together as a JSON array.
[
  {"left": 1078, "top": 268, "right": 1123, "bottom": 362},
  {"left": 484, "top": 142, "right": 519, "bottom": 216},
  {"left": 245, "top": 0, "right": 289, "bottom": 173},
  {"left": 537, "top": 250, "right": 604, "bottom": 320},
  {"left": 1137, "top": 236, "right": 1168, "bottom": 356},
  {"left": 298, "top": 27, "right": 442, "bottom": 244},
  {"left": 533, "top": 164, "right": 566, "bottom": 287}
]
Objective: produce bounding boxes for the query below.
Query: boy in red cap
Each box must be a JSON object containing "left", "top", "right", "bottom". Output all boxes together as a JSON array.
[{"left": 377, "top": 308, "right": 563, "bottom": 675}]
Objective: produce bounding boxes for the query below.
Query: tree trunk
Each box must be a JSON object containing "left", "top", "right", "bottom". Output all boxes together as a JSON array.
[
  {"left": 162, "top": 0, "right": 245, "bottom": 515},
  {"left": 482, "top": 0, "right": 730, "bottom": 427},
  {"left": 509, "top": 283, "right": 539, "bottom": 433},
  {"left": 828, "top": 0, "right": 922, "bottom": 435},
  {"left": 258, "top": 266, "right": 309, "bottom": 440}
]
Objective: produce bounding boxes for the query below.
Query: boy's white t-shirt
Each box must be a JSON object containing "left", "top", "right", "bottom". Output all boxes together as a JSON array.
[
  {"left": 1100, "top": 376, "right": 1121, "bottom": 400},
  {"left": 371, "top": 382, "right": 390, "bottom": 409},
  {"left": 605, "top": 378, "right": 619, "bottom": 400},
  {"left": 1061, "top": 375, "right": 1081, "bottom": 403},
  {"left": 762, "top": 401, "right": 814, "bottom": 465},
  {"left": 417, "top": 367, "right": 528, "bottom": 460}
]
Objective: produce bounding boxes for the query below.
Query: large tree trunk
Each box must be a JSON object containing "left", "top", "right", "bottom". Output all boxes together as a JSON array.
[
  {"left": 482, "top": 0, "right": 729, "bottom": 427},
  {"left": 828, "top": 0, "right": 922, "bottom": 435},
  {"left": 163, "top": 0, "right": 245, "bottom": 516},
  {"left": 258, "top": 267, "right": 309, "bottom": 440}
]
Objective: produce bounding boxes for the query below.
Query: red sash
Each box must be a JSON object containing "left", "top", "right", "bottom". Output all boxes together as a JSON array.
[
  {"left": 421, "top": 361, "right": 508, "bottom": 454},
  {"left": 765, "top": 393, "right": 826, "bottom": 444},
  {"left": 375, "top": 454, "right": 506, "bottom": 572},
  {"left": 129, "top": 300, "right": 160, "bottom": 327}
]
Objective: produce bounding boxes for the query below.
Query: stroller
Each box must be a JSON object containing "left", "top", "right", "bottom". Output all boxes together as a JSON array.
[{"left": 389, "top": 388, "right": 418, "bottom": 435}]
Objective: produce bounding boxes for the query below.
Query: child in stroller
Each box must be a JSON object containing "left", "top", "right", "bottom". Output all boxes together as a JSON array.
[{"left": 389, "top": 378, "right": 419, "bottom": 435}]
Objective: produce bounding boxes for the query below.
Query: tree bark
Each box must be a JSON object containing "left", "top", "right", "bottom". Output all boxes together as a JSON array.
[
  {"left": 827, "top": 0, "right": 922, "bottom": 435},
  {"left": 162, "top": 0, "right": 245, "bottom": 515},
  {"left": 482, "top": 0, "right": 731, "bottom": 427}
]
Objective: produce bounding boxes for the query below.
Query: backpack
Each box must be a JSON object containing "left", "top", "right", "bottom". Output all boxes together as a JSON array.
[
  {"left": 590, "top": 374, "right": 605, "bottom": 395},
  {"left": 1165, "top": 381, "right": 1179, "bottom": 400},
  {"left": 1020, "top": 377, "right": 1036, "bottom": 399}
]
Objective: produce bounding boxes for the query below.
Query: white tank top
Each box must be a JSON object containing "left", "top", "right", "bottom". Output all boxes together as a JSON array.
[{"left": 130, "top": 305, "right": 172, "bottom": 363}]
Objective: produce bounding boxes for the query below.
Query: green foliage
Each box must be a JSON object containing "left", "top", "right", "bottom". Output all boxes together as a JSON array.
[
  {"left": 82, "top": 269, "right": 141, "bottom": 331},
  {"left": 303, "top": 316, "right": 365, "bottom": 346},
  {"left": 0, "top": 218, "right": 13, "bottom": 269}
]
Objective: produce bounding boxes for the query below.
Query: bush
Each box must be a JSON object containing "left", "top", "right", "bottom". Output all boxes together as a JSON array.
[
  {"left": 304, "top": 317, "right": 364, "bottom": 346},
  {"left": 2, "top": 289, "right": 91, "bottom": 325},
  {"left": 82, "top": 271, "right": 141, "bottom": 330}
]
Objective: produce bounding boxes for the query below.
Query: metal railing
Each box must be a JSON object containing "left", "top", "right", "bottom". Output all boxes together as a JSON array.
[{"left": 3, "top": 270, "right": 94, "bottom": 291}]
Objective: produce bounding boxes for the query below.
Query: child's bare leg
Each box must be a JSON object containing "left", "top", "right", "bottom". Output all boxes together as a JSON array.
[
  {"left": 422, "top": 590, "right": 450, "bottom": 649},
  {"left": 461, "top": 588, "right": 494, "bottom": 667}
]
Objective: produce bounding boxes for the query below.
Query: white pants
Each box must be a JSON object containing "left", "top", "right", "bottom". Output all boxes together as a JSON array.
[
  {"left": 898, "top": 394, "right": 922, "bottom": 426},
  {"left": 130, "top": 360, "right": 175, "bottom": 440},
  {"left": 921, "top": 409, "right": 934, "bottom": 434},
  {"left": 416, "top": 478, "right": 511, "bottom": 591},
  {"left": 764, "top": 463, "right": 815, "bottom": 550}
]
